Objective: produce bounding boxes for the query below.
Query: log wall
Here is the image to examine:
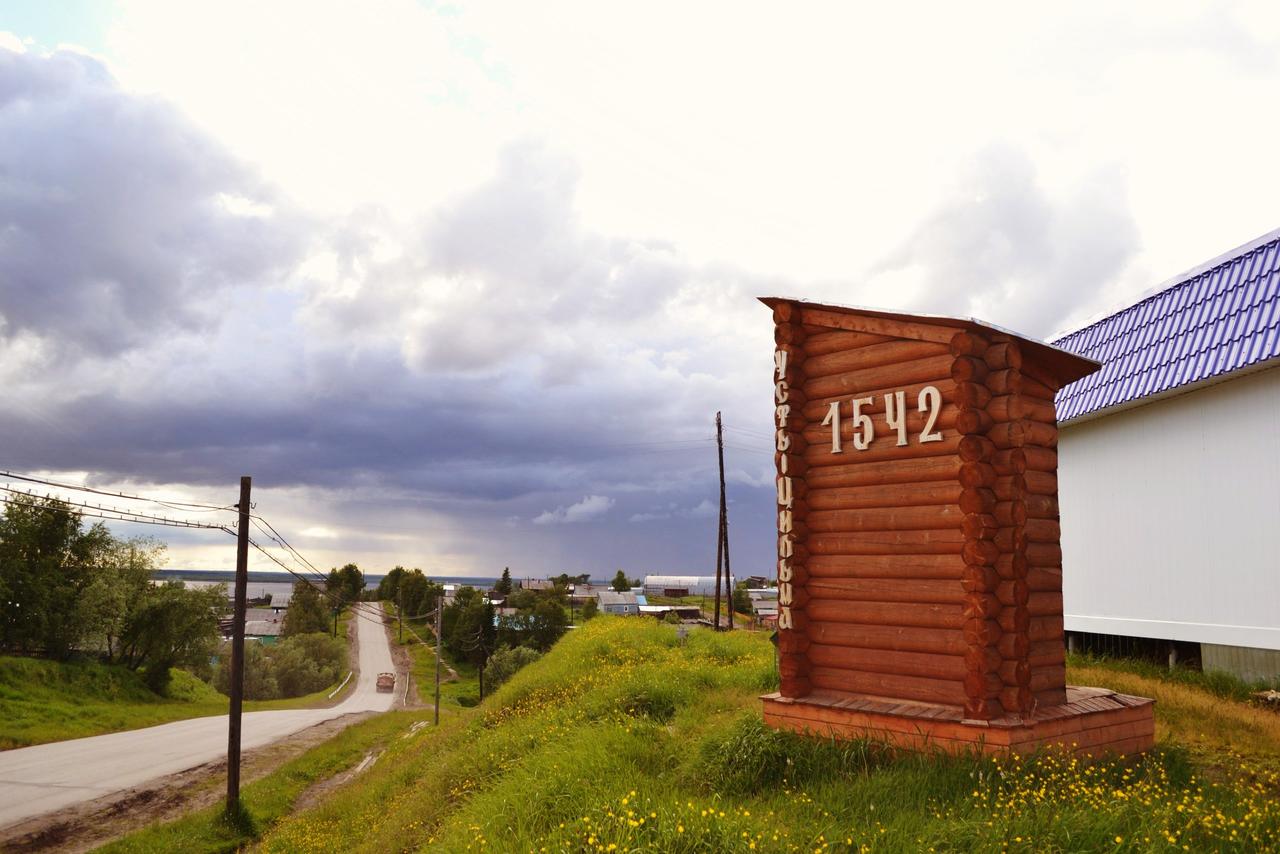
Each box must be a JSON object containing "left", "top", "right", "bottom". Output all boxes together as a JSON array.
[{"left": 770, "top": 300, "right": 1078, "bottom": 720}]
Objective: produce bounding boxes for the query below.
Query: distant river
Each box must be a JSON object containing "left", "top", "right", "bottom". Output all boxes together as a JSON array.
[{"left": 156, "top": 571, "right": 513, "bottom": 608}]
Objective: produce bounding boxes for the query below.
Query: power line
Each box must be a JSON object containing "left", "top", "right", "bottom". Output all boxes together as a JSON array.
[
  {"left": 0, "top": 489, "right": 235, "bottom": 532},
  {"left": 0, "top": 469, "right": 236, "bottom": 512}
]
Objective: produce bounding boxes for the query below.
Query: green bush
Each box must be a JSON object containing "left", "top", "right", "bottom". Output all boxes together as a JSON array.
[
  {"left": 485, "top": 645, "right": 542, "bottom": 693},
  {"left": 214, "top": 633, "right": 344, "bottom": 700}
]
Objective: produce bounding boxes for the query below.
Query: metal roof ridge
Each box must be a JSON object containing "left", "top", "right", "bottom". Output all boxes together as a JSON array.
[{"left": 1050, "top": 225, "right": 1280, "bottom": 344}]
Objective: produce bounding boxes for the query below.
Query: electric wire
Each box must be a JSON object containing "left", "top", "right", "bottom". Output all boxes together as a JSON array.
[
  {"left": 0, "top": 489, "right": 236, "bottom": 531},
  {"left": 0, "top": 469, "right": 236, "bottom": 511}
]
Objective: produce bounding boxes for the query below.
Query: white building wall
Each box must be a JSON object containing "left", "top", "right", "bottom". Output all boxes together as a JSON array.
[{"left": 1059, "top": 365, "right": 1280, "bottom": 651}]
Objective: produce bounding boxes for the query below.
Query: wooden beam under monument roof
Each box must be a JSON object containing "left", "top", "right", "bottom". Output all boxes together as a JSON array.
[{"left": 759, "top": 296, "right": 1100, "bottom": 388}]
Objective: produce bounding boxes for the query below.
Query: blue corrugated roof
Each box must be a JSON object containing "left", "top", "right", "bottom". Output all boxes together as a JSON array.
[{"left": 1054, "top": 230, "right": 1280, "bottom": 422}]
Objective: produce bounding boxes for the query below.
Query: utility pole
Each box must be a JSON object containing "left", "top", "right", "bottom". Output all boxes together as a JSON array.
[
  {"left": 398, "top": 586, "right": 404, "bottom": 644},
  {"left": 332, "top": 605, "right": 338, "bottom": 638},
  {"left": 434, "top": 594, "right": 442, "bottom": 726},
  {"left": 720, "top": 421, "right": 734, "bottom": 631},
  {"left": 713, "top": 412, "right": 724, "bottom": 630},
  {"left": 226, "top": 476, "right": 251, "bottom": 817}
]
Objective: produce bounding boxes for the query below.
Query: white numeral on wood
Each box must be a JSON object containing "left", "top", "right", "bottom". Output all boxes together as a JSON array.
[
  {"left": 918, "top": 385, "right": 943, "bottom": 443},
  {"left": 851, "top": 396, "right": 875, "bottom": 450},
  {"left": 884, "top": 390, "right": 907, "bottom": 446},
  {"left": 821, "top": 401, "right": 842, "bottom": 453}
]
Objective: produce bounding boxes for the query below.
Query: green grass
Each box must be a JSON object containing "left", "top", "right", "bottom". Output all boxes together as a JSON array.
[
  {"left": 241, "top": 618, "right": 1280, "bottom": 853},
  {"left": 1, "top": 613, "right": 359, "bottom": 749},
  {"left": 95, "top": 709, "right": 429, "bottom": 853}
]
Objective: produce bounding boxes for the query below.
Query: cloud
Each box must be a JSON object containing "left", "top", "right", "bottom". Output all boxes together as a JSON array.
[
  {"left": 0, "top": 45, "right": 306, "bottom": 360},
  {"left": 533, "top": 494, "right": 615, "bottom": 525},
  {"left": 866, "top": 145, "right": 1140, "bottom": 340}
]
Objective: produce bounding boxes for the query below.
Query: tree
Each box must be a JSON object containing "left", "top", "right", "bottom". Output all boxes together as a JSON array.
[
  {"left": 485, "top": 645, "right": 541, "bottom": 692},
  {"left": 283, "top": 581, "right": 331, "bottom": 636},
  {"left": 529, "top": 597, "right": 568, "bottom": 652},
  {"left": 377, "top": 566, "right": 406, "bottom": 602},
  {"left": 116, "top": 581, "right": 225, "bottom": 691},
  {"left": 494, "top": 567, "right": 513, "bottom": 597},
  {"left": 580, "top": 598, "right": 598, "bottom": 621},
  {"left": 334, "top": 563, "right": 364, "bottom": 604},
  {"left": 398, "top": 570, "right": 443, "bottom": 619},
  {"left": 732, "top": 581, "right": 751, "bottom": 615},
  {"left": 611, "top": 570, "right": 631, "bottom": 592}
]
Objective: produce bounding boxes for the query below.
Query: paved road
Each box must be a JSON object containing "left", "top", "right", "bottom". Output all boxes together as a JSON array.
[{"left": 0, "top": 602, "right": 398, "bottom": 828}]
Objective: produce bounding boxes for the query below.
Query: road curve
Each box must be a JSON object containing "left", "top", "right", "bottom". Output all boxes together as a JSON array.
[{"left": 0, "top": 602, "right": 398, "bottom": 828}]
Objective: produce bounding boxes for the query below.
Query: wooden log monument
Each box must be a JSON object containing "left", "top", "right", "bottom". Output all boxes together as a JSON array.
[{"left": 762, "top": 298, "right": 1155, "bottom": 757}]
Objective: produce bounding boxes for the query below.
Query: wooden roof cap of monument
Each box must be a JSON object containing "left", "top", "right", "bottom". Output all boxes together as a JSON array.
[{"left": 760, "top": 297, "right": 1101, "bottom": 389}]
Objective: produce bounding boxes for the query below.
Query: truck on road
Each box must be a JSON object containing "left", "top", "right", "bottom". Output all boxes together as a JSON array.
[{"left": 376, "top": 672, "right": 396, "bottom": 693}]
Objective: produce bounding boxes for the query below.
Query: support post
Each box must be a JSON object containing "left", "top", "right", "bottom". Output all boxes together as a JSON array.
[
  {"left": 716, "top": 411, "right": 733, "bottom": 629},
  {"left": 713, "top": 413, "right": 724, "bottom": 629},
  {"left": 434, "top": 594, "right": 442, "bottom": 727},
  {"left": 225, "top": 476, "right": 251, "bottom": 816},
  {"left": 398, "top": 587, "right": 403, "bottom": 644}
]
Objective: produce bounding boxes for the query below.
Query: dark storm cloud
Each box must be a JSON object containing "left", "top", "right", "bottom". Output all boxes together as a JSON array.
[
  {"left": 0, "top": 46, "right": 305, "bottom": 357},
  {"left": 871, "top": 145, "right": 1139, "bottom": 339}
]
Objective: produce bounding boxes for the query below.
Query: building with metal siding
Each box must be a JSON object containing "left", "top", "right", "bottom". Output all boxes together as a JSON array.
[{"left": 1054, "top": 227, "right": 1280, "bottom": 680}]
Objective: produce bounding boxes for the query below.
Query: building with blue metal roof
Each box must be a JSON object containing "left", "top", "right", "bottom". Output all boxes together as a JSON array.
[{"left": 1054, "top": 228, "right": 1280, "bottom": 681}]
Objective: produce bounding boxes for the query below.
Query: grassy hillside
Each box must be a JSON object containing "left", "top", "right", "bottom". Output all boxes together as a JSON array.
[
  {"left": 232, "top": 618, "right": 1280, "bottom": 853},
  {"left": 0, "top": 654, "right": 353, "bottom": 750}
]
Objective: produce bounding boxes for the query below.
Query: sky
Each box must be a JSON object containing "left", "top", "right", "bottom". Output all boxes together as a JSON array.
[{"left": 3, "top": 1, "right": 1280, "bottom": 578}]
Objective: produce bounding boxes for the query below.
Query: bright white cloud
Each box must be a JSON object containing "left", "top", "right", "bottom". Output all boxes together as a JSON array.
[{"left": 533, "top": 495, "right": 615, "bottom": 525}]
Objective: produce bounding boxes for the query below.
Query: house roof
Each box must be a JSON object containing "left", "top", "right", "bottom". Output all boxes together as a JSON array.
[
  {"left": 1054, "top": 228, "right": 1280, "bottom": 423},
  {"left": 759, "top": 297, "right": 1100, "bottom": 388},
  {"left": 597, "top": 591, "right": 637, "bottom": 606}
]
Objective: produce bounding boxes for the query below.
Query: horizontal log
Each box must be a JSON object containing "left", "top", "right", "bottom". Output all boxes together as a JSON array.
[
  {"left": 983, "top": 368, "right": 1054, "bottom": 402},
  {"left": 1029, "top": 641, "right": 1066, "bottom": 668},
  {"left": 994, "top": 500, "right": 1027, "bottom": 526},
  {"left": 808, "top": 529, "right": 965, "bottom": 556},
  {"left": 807, "top": 643, "right": 967, "bottom": 681},
  {"left": 776, "top": 451, "right": 809, "bottom": 479},
  {"left": 801, "top": 404, "right": 959, "bottom": 445},
  {"left": 990, "top": 421, "right": 1061, "bottom": 451},
  {"left": 963, "top": 593, "right": 1001, "bottom": 620},
  {"left": 996, "top": 632, "right": 1029, "bottom": 660},
  {"left": 950, "top": 331, "right": 991, "bottom": 357},
  {"left": 807, "top": 481, "right": 962, "bottom": 511},
  {"left": 805, "top": 553, "right": 964, "bottom": 579},
  {"left": 803, "top": 339, "right": 952, "bottom": 380},
  {"left": 805, "top": 577, "right": 963, "bottom": 604},
  {"left": 961, "top": 513, "right": 998, "bottom": 540},
  {"left": 958, "top": 434, "right": 995, "bottom": 462},
  {"left": 965, "top": 644, "right": 1003, "bottom": 673},
  {"left": 989, "top": 394, "right": 1056, "bottom": 424},
  {"left": 809, "top": 665, "right": 968, "bottom": 707},
  {"left": 998, "top": 659, "right": 1031, "bottom": 687},
  {"left": 797, "top": 306, "right": 960, "bottom": 345},
  {"left": 963, "top": 670, "right": 1005, "bottom": 700},
  {"left": 963, "top": 618, "right": 1001, "bottom": 647},
  {"left": 994, "top": 528, "right": 1026, "bottom": 553},
  {"left": 996, "top": 580, "right": 1029, "bottom": 607},
  {"left": 995, "top": 473, "right": 1057, "bottom": 499},
  {"left": 999, "top": 686, "right": 1032, "bottom": 715},
  {"left": 955, "top": 409, "right": 995, "bottom": 435},
  {"left": 1025, "top": 518, "right": 1060, "bottom": 542},
  {"left": 1030, "top": 664, "right": 1066, "bottom": 693},
  {"left": 804, "top": 455, "right": 961, "bottom": 490},
  {"left": 807, "top": 506, "right": 967, "bottom": 534},
  {"left": 1028, "top": 616, "right": 1064, "bottom": 643},
  {"left": 995, "top": 446, "right": 1056, "bottom": 474},
  {"left": 802, "top": 379, "right": 959, "bottom": 422},
  {"left": 774, "top": 321, "right": 807, "bottom": 347},
  {"left": 805, "top": 598, "right": 964, "bottom": 629},
  {"left": 1026, "top": 542, "right": 1062, "bottom": 564},
  {"left": 959, "top": 488, "right": 996, "bottom": 514},
  {"left": 807, "top": 621, "right": 967, "bottom": 655},
  {"left": 1028, "top": 592, "right": 1062, "bottom": 617},
  {"left": 1024, "top": 494, "right": 1059, "bottom": 519},
  {"left": 961, "top": 565, "right": 998, "bottom": 594},
  {"left": 984, "top": 341, "right": 1022, "bottom": 371},
  {"left": 1018, "top": 357, "right": 1062, "bottom": 394},
  {"left": 994, "top": 552, "right": 1026, "bottom": 580},
  {"left": 951, "top": 356, "right": 989, "bottom": 384},
  {"left": 779, "top": 655, "right": 809, "bottom": 680},
  {"left": 1026, "top": 566, "right": 1062, "bottom": 592},
  {"left": 997, "top": 607, "right": 1030, "bottom": 634},
  {"left": 801, "top": 328, "right": 896, "bottom": 356},
  {"left": 959, "top": 462, "right": 996, "bottom": 489},
  {"left": 803, "top": 432, "right": 961, "bottom": 468},
  {"left": 804, "top": 353, "right": 954, "bottom": 400},
  {"left": 993, "top": 449, "right": 1026, "bottom": 475},
  {"left": 955, "top": 381, "right": 992, "bottom": 410},
  {"left": 778, "top": 631, "right": 810, "bottom": 655},
  {"left": 962, "top": 539, "right": 999, "bottom": 566}
]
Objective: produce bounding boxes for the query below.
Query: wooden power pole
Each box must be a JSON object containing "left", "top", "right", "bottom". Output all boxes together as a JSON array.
[
  {"left": 716, "top": 412, "right": 733, "bottom": 629},
  {"left": 713, "top": 412, "right": 724, "bottom": 630},
  {"left": 226, "top": 476, "right": 251, "bottom": 816},
  {"left": 434, "top": 594, "right": 443, "bottom": 726},
  {"left": 398, "top": 586, "right": 404, "bottom": 644}
]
